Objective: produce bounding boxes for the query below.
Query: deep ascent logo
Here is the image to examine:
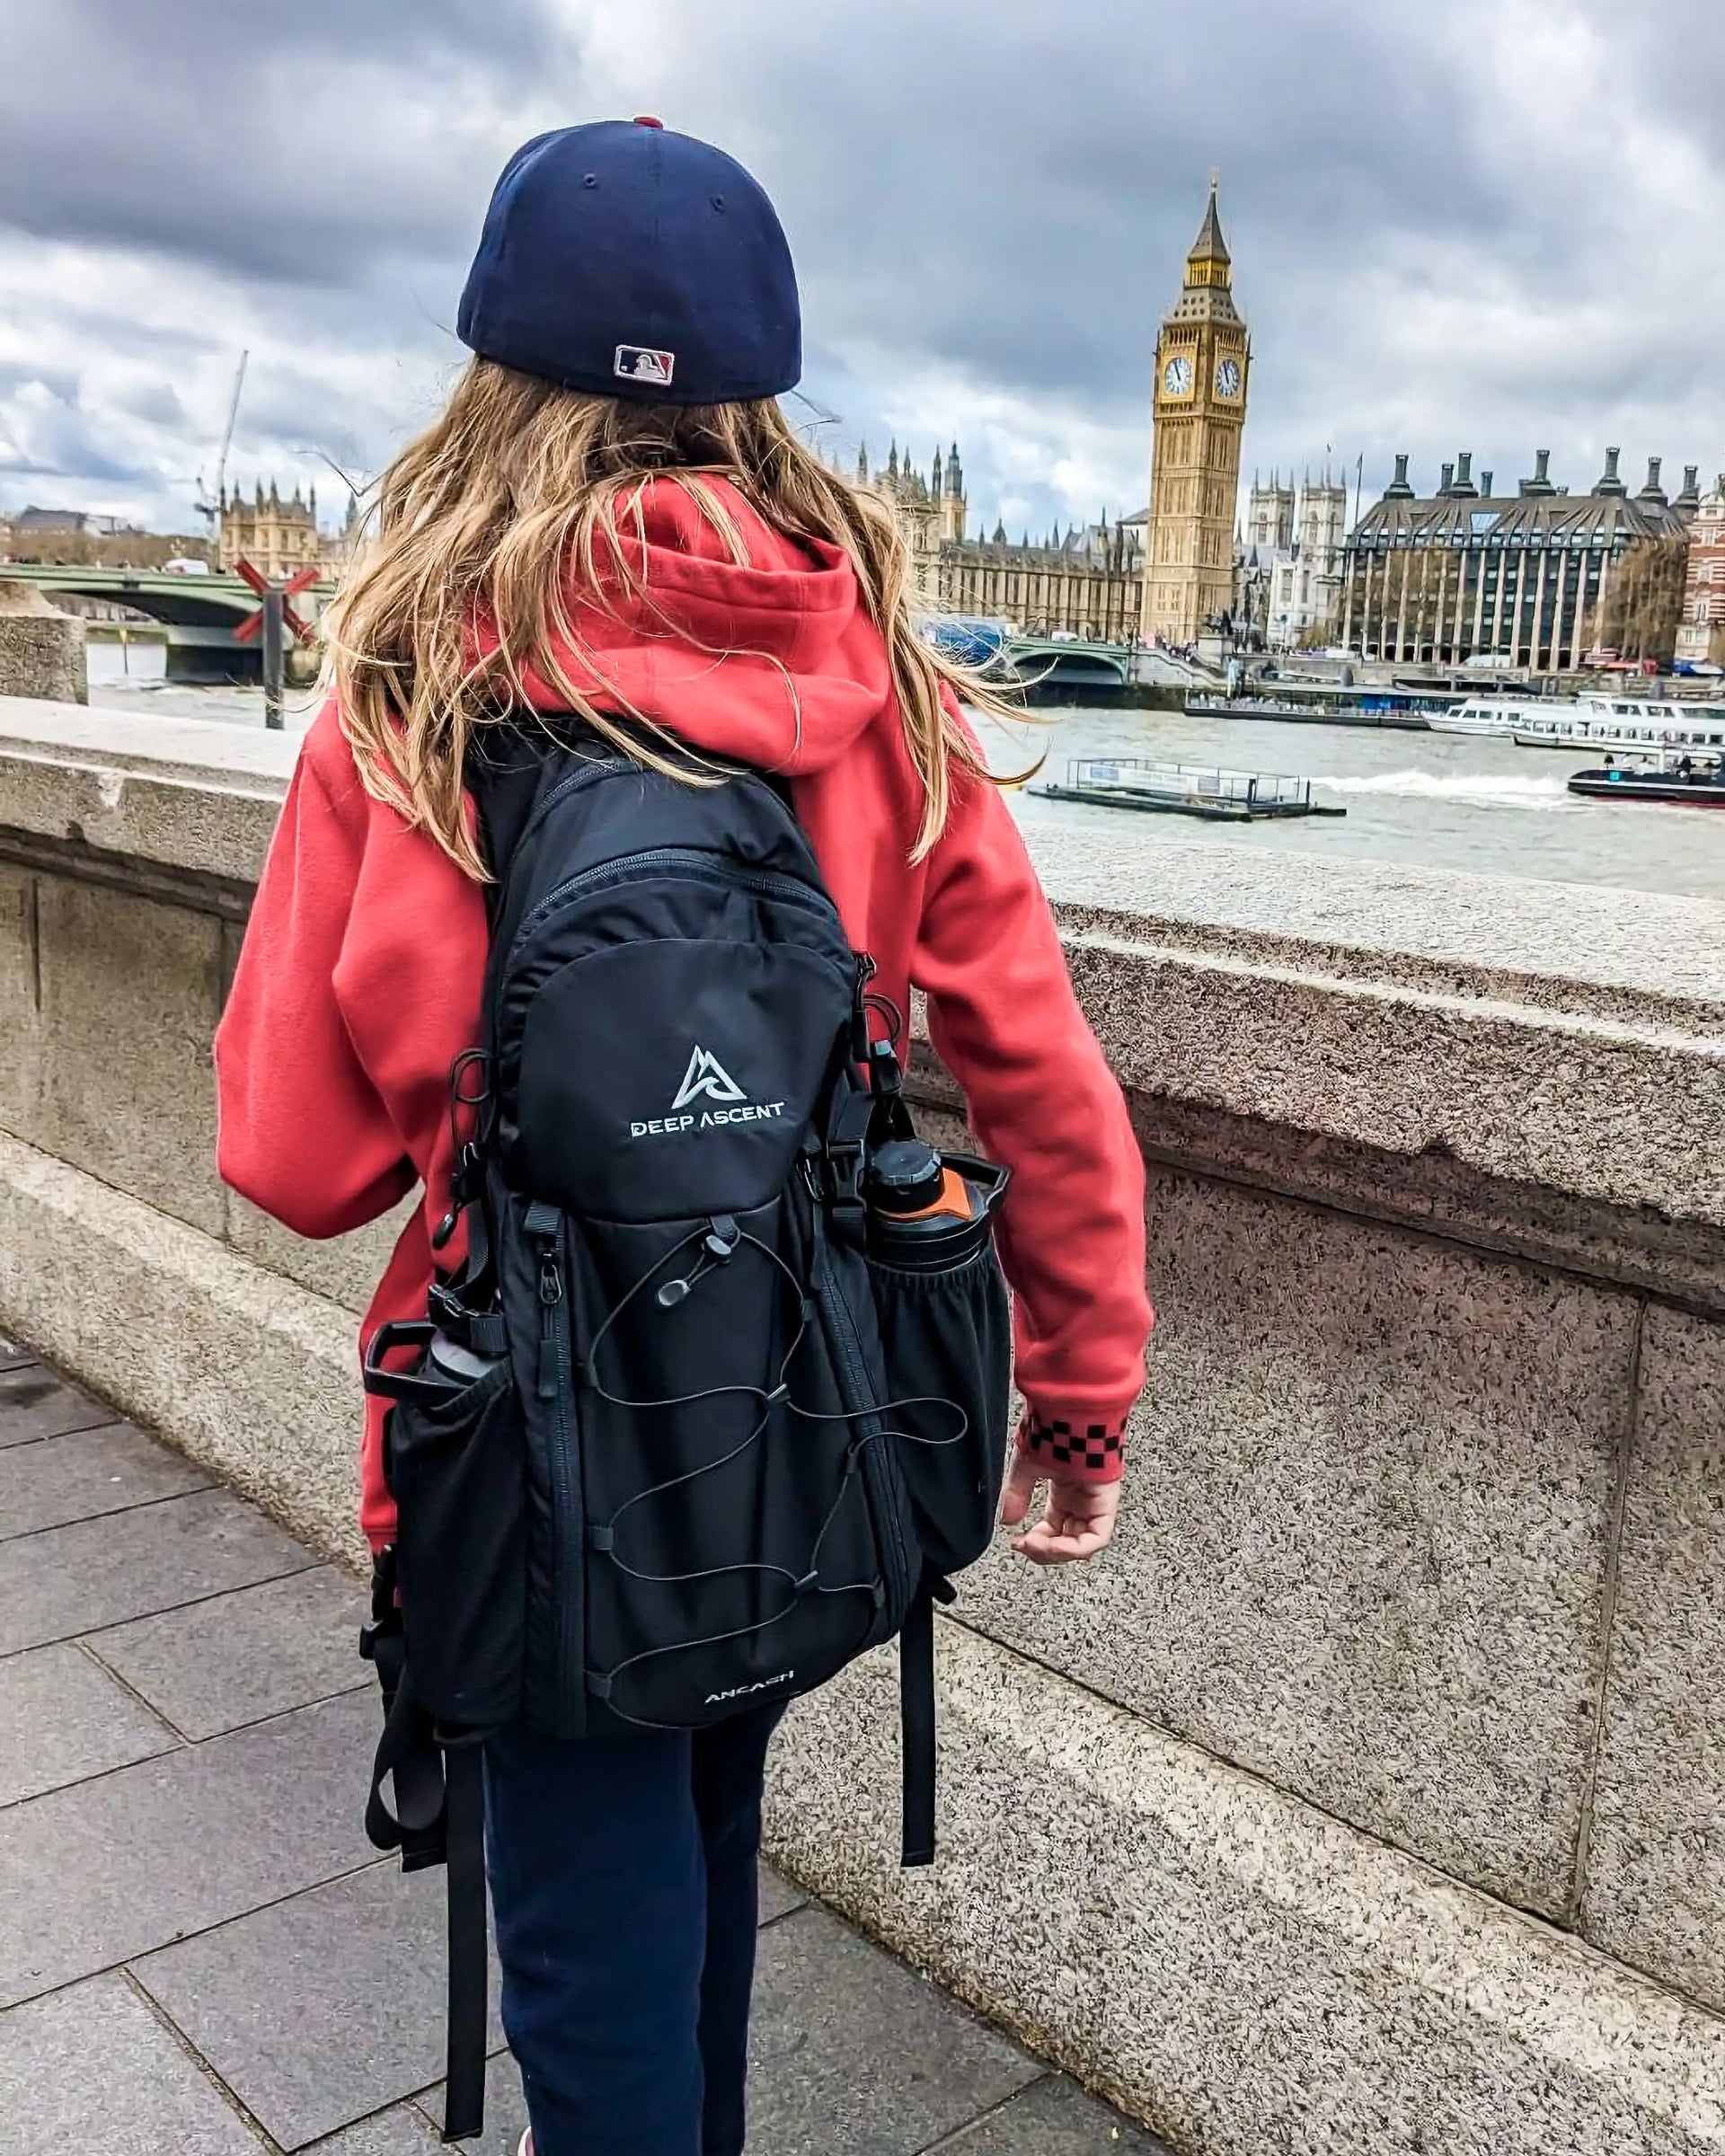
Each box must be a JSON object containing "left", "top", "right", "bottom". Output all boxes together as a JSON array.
[
  {"left": 630, "top": 1045, "right": 786, "bottom": 1141},
  {"left": 704, "top": 1670, "right": 794, "bottom": 1706},
  {"left": 672, "top": 1045, "right": 746, "bottom": 1110}
]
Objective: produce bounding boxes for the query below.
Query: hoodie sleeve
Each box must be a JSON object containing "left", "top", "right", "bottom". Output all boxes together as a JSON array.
[
  {"left": 215, "top": 718, "right": 416, "bottom": 1238},
  {"left": 912, "top": 760, "right": 1151, "bottom": 1483}
]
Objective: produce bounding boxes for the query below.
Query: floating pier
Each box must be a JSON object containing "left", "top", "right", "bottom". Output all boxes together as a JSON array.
[{"left": 1031, "top": 756, "right": 1346, "bottom": 822}]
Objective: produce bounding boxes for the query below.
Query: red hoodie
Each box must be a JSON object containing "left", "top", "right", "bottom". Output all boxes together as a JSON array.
[{"left": 215, "top": 479, "right": 1149, "bottom": 1550}]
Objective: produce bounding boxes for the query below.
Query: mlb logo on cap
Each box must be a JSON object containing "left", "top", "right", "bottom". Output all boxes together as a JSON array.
[{"left": 615, "top": 344, "right": 677, "bottom": 387}]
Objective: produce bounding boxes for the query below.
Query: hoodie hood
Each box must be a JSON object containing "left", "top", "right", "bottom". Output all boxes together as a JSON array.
[{"left": 471, "top": 474, "right": 893, "bottom": 776}]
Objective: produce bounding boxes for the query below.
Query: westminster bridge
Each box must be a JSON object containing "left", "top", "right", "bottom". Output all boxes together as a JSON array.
[{"left": 0, "top": 561, "right": 337, "bottom": 681}]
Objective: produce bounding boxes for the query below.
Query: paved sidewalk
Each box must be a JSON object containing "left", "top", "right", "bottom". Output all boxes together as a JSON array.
[{"left": 0, "top": 1340, "right": 1165, "bottom": 2155}]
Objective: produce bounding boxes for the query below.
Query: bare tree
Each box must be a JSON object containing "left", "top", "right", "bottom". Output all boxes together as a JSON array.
[{"left": 1594, "top": 536, "right": 1689, "bottom": 664}]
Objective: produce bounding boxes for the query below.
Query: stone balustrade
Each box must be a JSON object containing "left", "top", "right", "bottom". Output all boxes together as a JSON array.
[{"left": 2, "top": 695, "right": 1723, "bottom": 2154}]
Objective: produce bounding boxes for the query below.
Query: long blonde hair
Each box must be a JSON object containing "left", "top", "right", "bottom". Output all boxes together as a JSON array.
[{"left": 324, "top": 359, "right": 1022, "bottom": 879}]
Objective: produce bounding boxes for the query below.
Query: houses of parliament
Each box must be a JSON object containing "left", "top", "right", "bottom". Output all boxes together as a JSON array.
[{"left": 867, "top": 181, "right": 1249, "bottom": 647}]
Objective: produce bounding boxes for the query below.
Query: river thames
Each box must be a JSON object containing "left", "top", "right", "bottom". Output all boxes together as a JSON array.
[{"left": 85, "top": 644, "right": 1725, "bottom": 902}]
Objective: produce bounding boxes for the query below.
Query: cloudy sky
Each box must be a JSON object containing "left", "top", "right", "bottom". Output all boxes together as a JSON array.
[{"left": 1, "top": 0, "right": 1721, "bottom": 542}]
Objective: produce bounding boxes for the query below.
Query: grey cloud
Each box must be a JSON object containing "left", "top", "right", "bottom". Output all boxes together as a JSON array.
[
  {"left": 1, "top": 0, "right": 576, "bottom": 287},
  {"left": 110, "top": 379, "right": 189, "bottom": 429}
]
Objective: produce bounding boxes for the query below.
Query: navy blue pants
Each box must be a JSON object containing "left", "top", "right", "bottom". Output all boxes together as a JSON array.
[{"left": 484, "top": 1706, "right": 783, "bottom": 2156}]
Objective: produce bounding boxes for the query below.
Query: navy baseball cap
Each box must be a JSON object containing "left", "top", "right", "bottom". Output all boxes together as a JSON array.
[{"left": 457, "top": 118, "right": 801, "bottom": 406}]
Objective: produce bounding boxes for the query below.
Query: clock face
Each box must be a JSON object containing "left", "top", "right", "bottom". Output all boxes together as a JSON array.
[
  {"left": 1216, "top": 357, "right": 1243, "bottom": 399},
  {"left": 1163, "top": 355, "right": 1194, "bottom": 397}
]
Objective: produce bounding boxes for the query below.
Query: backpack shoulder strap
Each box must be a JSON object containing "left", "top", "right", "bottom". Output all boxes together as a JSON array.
[{"left": 465, "top": 716, "right": 616, "bottom": 915}]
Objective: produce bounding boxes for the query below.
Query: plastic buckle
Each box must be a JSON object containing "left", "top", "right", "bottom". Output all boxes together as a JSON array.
[{"left": 827, "top": 1139, "right": 863, "bottom": 1208}]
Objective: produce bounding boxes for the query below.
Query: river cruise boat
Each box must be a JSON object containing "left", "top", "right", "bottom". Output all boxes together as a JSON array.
[
  {"left": 1429, "top": 695, "right": 1554, "bottom": 736},
  {"left": 1186, "top": 684, "right": 1449, "bottom": 729},
  {"left": 1032, "top": 757, "right": 1345, "bottom": 823},
  {"left": 1514, "top": 703, "right": 1725, "bottom": 754},
  {"left": 1434, "top": 693, "right": 1725, "bottom": 747}
]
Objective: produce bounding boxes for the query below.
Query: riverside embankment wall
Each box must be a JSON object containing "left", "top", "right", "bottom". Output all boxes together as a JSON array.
[{"left": 2, "top": 696, "right": 1723, "bottom": 2154}]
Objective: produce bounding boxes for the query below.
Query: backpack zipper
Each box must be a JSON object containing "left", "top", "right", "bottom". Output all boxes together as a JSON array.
[
  {"left": 525, "top": 1200, "right": 583, "bottom": 1724},
  {"left": 508, "top": 848, "right": 835, "bottom": 974},
  {"left": 508, "top": 755, "right": 631, "bottom": 862}
]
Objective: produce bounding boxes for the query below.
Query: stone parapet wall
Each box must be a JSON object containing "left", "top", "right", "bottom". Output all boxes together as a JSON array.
[
  {"left": 0, "top": 601, "right": 86, "bottom": 705},
  {"left": 2, "top": 696, "right": 1723, "bottom": 2153}
]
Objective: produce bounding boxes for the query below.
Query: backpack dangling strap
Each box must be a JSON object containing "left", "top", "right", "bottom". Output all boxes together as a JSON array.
[
  {"left": 358, "top": 1552, "right": 491, "bottom": 2143},
  {"left": 899, "top": 1579, "right": 944, "bottom": 1868},
  {"left": 440, "top": 1740, "right": 489, "bottom": 2143}
]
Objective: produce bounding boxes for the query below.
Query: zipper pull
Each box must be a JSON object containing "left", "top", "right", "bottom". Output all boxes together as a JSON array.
[{"left": 536, "top": 1245, "right": 563, "bottom": 1400}]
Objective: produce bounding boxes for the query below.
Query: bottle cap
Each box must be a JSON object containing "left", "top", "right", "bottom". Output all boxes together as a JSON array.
[{"left": 866, "top": 1139, "right": 944, "bottom": 1215}]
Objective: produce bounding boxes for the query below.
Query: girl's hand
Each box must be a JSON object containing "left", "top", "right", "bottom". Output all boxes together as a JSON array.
[{"left": 999, "top": 1451, "right": 1120, "bottom": 1565}]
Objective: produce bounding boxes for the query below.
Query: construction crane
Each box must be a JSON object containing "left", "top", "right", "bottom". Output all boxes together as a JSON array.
[{"left": 194, "top": 351, "right": 249, "bottom": 534}]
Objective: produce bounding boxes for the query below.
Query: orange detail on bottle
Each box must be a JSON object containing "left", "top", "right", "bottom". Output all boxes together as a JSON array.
[{"left": 892, "top": 1167, "right": 981, "bottom": 1224}]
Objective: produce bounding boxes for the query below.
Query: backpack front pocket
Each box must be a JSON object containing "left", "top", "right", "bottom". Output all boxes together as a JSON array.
[{"left": 385, "top": 1359, "right": 526, "bottom": 1730}]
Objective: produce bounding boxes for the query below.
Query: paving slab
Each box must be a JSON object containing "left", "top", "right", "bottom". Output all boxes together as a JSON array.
[
  {"left": 93, "top": 1565, "right": 368, "bottom": 1739},
  {"left": 0, "top": 1639, "right": 178, "bottom": 1807},
  {"left": 135, "top": 1858, "right": 506, "bottom": 2151},
  {"left": 0, "top": 1971, "right": 262, "bottom": 2153},
  {"left": 308, "top": 2109, "right": 441, "bottom": 2153},
  {"left": 0, "top": 1354, "right": 1152, "bottom": 2156},
  {"left": 0, "top": 1417, "right": 211, "bottom": 1540},
  {"left": 0, "top": 1687, "right": 377, "bottom": 2006},
  {"left": 933, "top": 2074, "right": 1175, "bottom": 2152},
  {"left": 759, "top": 1865, "right": 807, "bottom": 1923},
  {"left": 0, "top": 1362, "right": 117, "bottom": 1445},
  {"left": 745, "top": 1905, "right": 1041, "bottom": 2155},
  {"left": 0, "top": 1483, "right": 313, "bottom": 1654}
]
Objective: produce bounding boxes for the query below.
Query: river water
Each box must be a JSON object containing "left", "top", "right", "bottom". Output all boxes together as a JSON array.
[{"left": 85, "top": 644, "right": 1725, "bottom": 902}]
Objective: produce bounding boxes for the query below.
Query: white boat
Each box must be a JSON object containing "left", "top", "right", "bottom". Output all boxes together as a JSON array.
[
  {"left": 1432, "top": 693, "right": 1725, "bottom": 753},
  {"left": 1429, "top": 696, "right": 1551, "bottom": 736},
  {"left": 1513, "top": 703, "right": 1725, "bottom": 754}
]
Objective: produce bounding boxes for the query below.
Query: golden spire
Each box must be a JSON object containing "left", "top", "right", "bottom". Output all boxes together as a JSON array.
[{"left": 1186, "top": 174, "right": 1230, "bottom": 282}]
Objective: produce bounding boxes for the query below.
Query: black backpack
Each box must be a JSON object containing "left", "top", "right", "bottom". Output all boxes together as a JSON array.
[{"left": 358, "top": 723, "right": 1013, "bottom": 2137}]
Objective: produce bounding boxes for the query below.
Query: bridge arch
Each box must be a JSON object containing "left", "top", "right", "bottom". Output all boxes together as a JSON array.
[{"left": 1004, "top": 638, "right": 1136, "bottom": 695}]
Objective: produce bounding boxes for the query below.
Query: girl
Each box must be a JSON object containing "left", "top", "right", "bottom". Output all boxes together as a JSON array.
[{"left": 217, "top": 118, "right": 1150, "bottom": 2156}]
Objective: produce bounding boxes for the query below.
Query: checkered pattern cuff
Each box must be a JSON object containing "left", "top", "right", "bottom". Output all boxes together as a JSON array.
[{"left": 1018, "top": 1410, "right": 1128, "bottom": 1481}]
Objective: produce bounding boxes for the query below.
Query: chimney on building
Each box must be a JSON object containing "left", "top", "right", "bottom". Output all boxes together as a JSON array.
[
  {"left": 1451, "top": 452, "right": 1478, "bottom": 499},
  {"left": 1637, "top": 456, "right": 1668, "bottom": 507},
  {"left": 1520, "top": 449, "right": 1556, "bottom": 498},
  {"left": 1596, "top": 446, "right": 1627, "bottom": 496},
  {"left": 1480, "top": 471, "right": 1494, "bottom": 498},
  {"left": 1383, "top": 453, "right": 1414, "bottom": 500},
  {"left": 1676, "top": 464, "right": 1702, "bottom": 514},
  {"left": 1438, "top": 462, "right": 1455, "bottom": 495}
]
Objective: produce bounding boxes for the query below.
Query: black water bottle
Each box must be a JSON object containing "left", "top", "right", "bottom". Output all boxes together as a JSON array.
[{"left": 865, "top": 1139, "right": 989, "bottom": 1272}]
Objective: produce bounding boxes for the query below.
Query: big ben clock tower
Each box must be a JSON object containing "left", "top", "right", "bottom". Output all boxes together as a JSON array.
[{"left": 1141, "top": 179, "right": 1250, "bottom": 645}]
